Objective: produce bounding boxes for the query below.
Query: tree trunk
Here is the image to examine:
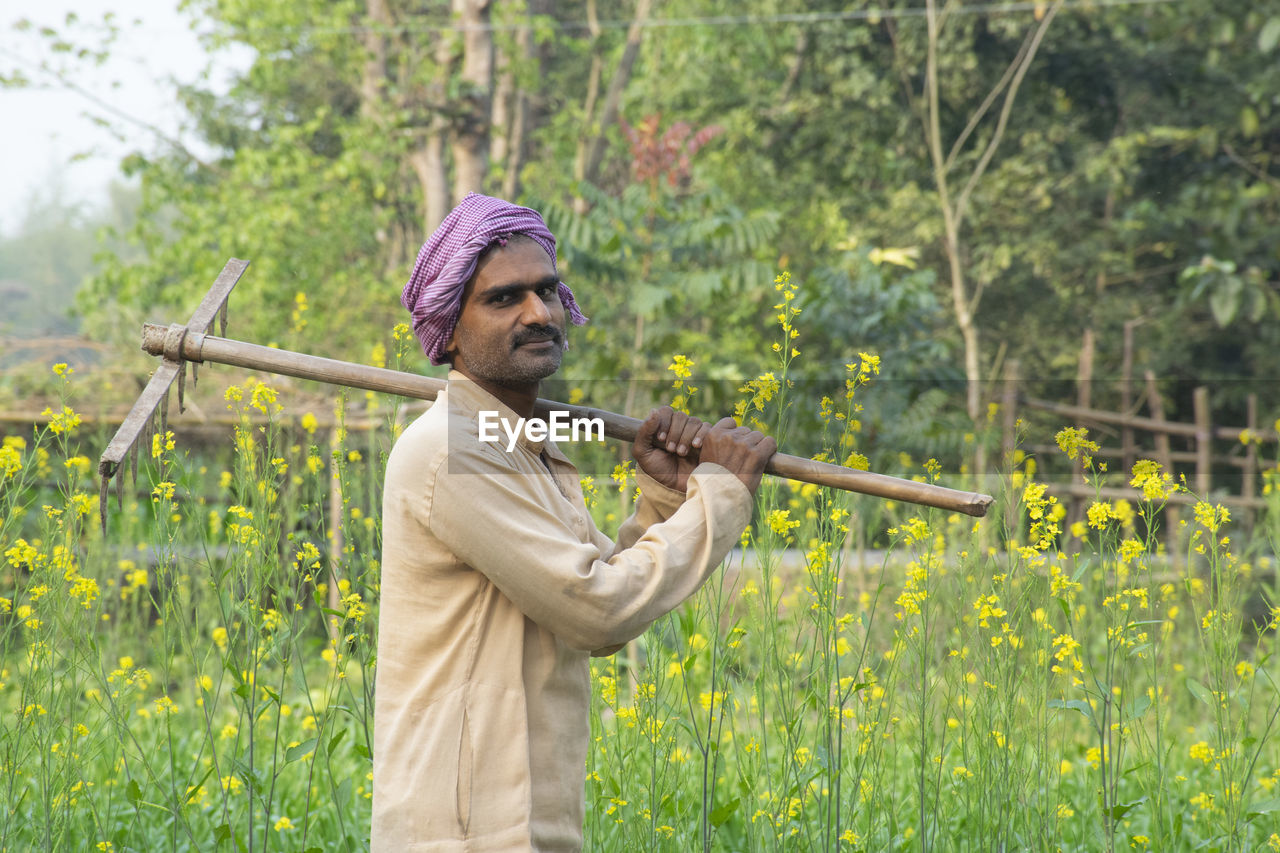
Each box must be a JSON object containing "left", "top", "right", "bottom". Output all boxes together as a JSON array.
[
  {"left": 575, "top": 0, "right": 654, "bottom": 211},
  {"left": 490, "top": 41, "right": 513, "bottom": 167},
  {"left": 501, "top": 0, "right": 551, "bottom": 200},
  {"left": 410, "top": 136, "right": 450, "bottom": 238},
  {"left": 572, "top": 0, "right": 604, "bottom": 213},
  {"left": 451, "top": 0, "right": 495, "bottom": 200},
  {"left": 359, "top": 0, "right": 393, "bottom": 117}
]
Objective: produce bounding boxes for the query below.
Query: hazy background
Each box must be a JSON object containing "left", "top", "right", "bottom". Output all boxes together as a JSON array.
[{"left": 2, "top": 0, "right": 247, "bottom": 234}]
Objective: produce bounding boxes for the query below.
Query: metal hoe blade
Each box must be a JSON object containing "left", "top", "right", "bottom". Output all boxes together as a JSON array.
[{"left": 97, "top": 258, "right": 250, "bottom": 531}]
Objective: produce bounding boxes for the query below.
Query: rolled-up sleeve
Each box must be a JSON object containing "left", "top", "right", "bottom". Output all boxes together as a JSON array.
[{"left": 426, "top": 446, "right": 752, "bottom": 652}]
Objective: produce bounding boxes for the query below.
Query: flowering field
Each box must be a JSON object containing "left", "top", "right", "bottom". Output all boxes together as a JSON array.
[{"left": 4, "top": 308, "right": 1280, "bottom": 851}]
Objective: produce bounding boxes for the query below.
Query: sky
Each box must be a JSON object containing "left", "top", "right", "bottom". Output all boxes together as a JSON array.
[{"left": 0, "top": 0, "right": 250, "bottom": 235}]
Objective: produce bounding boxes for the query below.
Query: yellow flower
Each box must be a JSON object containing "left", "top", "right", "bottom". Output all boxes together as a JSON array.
[
  {"left": 766, "top": 509, "right": 800, "bottom": 537},
  {"left": 1130, "top": 459, "right": 1176, "bottom": 501},
  {"left": 1086, "top": 501, "right": 1116, "bottom": 530},
  {"left": 6, "top": 539, "right": 39, "bottom": 568},
  {"left": 1055, "top": 427, "right": 1099, "bottom": 462},
  {"left": 150, "top": 431, "right": 175, "bottom": 459},
  {"left": 273, "top": 816, "right": 294, "bottom": 831},
  {"left": 0, "top": 443, "right": 21, "bottom": 479},
  {"left": 1193, "top": 501, "right": 1229, "bottom": 533},
  {"left": 1118, "top": 538, "right": 1144, "bottom": 563},
  {"left": 249, "top": 382, "right": 280, "bottom": 415},
  {"left": 667, "top": 354, "right": 694, "bottom": 380},
  {"left": 42, "top": 405, "right": 82, "bottom": 436},
  {"left": 291, "top": 292, "right": 309, "bottom": 333}
]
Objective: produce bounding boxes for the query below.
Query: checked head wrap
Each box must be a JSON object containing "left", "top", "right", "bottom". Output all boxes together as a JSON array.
[{"left": 401, "top": 192, "right": 588, "bottom": 365}]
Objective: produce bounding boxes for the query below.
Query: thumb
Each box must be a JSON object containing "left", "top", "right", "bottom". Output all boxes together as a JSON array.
[{"left": 633, "top": 408, "right": 666, "bottom": 450}]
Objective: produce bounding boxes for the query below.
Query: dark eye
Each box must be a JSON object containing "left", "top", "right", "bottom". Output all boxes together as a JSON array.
[
  {"left": 538, "top": 283, "right": 558, "bottom": 299},
  {"left": 490, "top": 292, "right": 513, "bottom": 305}
]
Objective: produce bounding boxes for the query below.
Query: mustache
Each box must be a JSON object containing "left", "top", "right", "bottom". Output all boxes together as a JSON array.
[{"left": 513, "top": 324, "right": 563, "bottom": 347}]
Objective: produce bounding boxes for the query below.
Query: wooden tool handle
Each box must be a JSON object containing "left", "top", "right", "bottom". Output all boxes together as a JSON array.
[{"left": 141, "top": 323, "right": 994, "bottom": 517}]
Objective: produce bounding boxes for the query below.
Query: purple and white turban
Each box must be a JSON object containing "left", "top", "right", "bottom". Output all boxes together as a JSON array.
[{"left": 401, "top": 192, "right": 588, "bottom": 365}]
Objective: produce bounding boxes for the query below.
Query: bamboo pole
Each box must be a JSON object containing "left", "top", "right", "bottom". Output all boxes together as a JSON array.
[
  {"left": 1194, "top": 386, "right": 1212, "bottom": 496},
  {"left": 138, "top": 323, "right": 994, "bottom": 517}
]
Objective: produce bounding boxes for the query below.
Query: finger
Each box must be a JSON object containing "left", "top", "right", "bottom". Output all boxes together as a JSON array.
[
  {"left": 690, "top": 420, "right": 712, "bottom": 449},
  {"left": 713, "top": 416, "right": 738, "bottom": 430},
  {"left": 674, "top": 415, "right": 705, "bottom": 455},
  {"left": 663, "top": 409, "right": 690, "bottom": 451},
  {"left": 643, "top": 406, "right": 673, "bottom": 446}
]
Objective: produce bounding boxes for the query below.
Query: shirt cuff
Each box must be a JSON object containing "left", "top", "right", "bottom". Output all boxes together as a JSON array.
[{"left": 633, "top": 467, "right": 688, "bottom": 520}]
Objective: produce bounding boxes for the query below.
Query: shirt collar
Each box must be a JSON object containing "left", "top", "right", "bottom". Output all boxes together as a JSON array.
[{"left": 446, "top": 370, "right": 550, "bottom": 456}]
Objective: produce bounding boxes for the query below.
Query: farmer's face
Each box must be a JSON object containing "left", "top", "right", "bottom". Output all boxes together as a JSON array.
[{"left": 447, "top": 238, "right": 566, "bottom": 388}]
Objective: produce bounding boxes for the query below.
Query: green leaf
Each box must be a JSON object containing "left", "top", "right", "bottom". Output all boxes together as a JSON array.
[
  {"left": 1241, "top": 106, "right": 1260, "bottom": 139},
  {"left": 709, "top": 796, "right": 740, "bottom": 828},
  {"left": 1259, "top": 17, "right": 1280, "bottom": 53},
  {"left": 1246, "top": 797, "right": 1280, "bottom": 817},
  {"left": 336, "top": 776, "right": 353, "bottom": 805},
  {"left": 1047, "top": 698, "right": 1095, "bottom": 724},
  {"left": 329, "top": 727, "right": 348, "bottom": 754},
  {"left": 286, "top": 738, "right": 317, "bottom": 762},
  {"left": 1108, "top": 796, "right": 1146, "bottom": 820},
  {"left": 1186, "top": 678, "right": 1216, "bottom": 707},
  {"left": 185, "top": 764, "right": 216, "bottom": 803},
  {"left": 1124, "top": 693, "right": 1152, "bottom": 720},
  {"left": 126, "top": 778, "right": 143, "bottom": 805},
  {"left": 1209, "top": 275, "right": 1243, "bottom": 326}
]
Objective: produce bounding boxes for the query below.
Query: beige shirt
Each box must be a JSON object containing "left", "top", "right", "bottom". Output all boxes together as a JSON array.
[{"left": 372, "top": 373, "right": 752, "bottom": 851}]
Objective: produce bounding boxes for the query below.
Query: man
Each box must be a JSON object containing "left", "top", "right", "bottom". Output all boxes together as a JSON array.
[{"left": 373, "top": 193, "right": 774, "bottom": 851}]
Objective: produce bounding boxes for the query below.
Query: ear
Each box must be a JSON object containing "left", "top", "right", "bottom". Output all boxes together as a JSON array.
[{"left": 443, "top": 326, "right": 460, "bottom": 363}]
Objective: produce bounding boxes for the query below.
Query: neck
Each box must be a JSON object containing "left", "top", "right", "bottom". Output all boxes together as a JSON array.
[{"left": 455, "top": 369, "right": 540, "bottom": 419}]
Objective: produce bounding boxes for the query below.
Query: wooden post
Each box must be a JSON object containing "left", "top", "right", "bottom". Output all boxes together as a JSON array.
[
  {"left": 1194, "top": 386, "right": 1212, "bottom": 497},
  {"left": 1068, "top": 329, "right": 1096, "bottom": 538},
  {"left": 1244, "top": 393, "right": 1259, "bottom": 501},
  {"left": 1120, "top": 320, "right": 1138, "bottom": 478},
  {"left": 1145, "top": 371, "right": 1180, "bottom": 562},
  {"left": 1001, "top": 359, "right": 1021, "bottom": 535},
  {"left": 328, "top": 425, "right": 344, "bottom": 645}
]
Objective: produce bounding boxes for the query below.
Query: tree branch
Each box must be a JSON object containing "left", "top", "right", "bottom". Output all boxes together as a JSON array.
[
  {"left": 0, "top": 45, "right": 224, "bottom": 178},
  {"left": 580, "top": 0, "right": 654, "bottom": 189},
  {"left": 1223, "top": 142, "right": 1280, "bottom": 190},
  {"left": 943, "top": 26, "right": 1032, "bottom": 174},
  {"left": 953, "top": 0, "right": 1062, "bottom": 233}
]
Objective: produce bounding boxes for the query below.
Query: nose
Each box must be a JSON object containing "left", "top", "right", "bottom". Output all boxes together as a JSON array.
[{"left": 518, "top": 290, "right": 554, "bottom": 325}]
